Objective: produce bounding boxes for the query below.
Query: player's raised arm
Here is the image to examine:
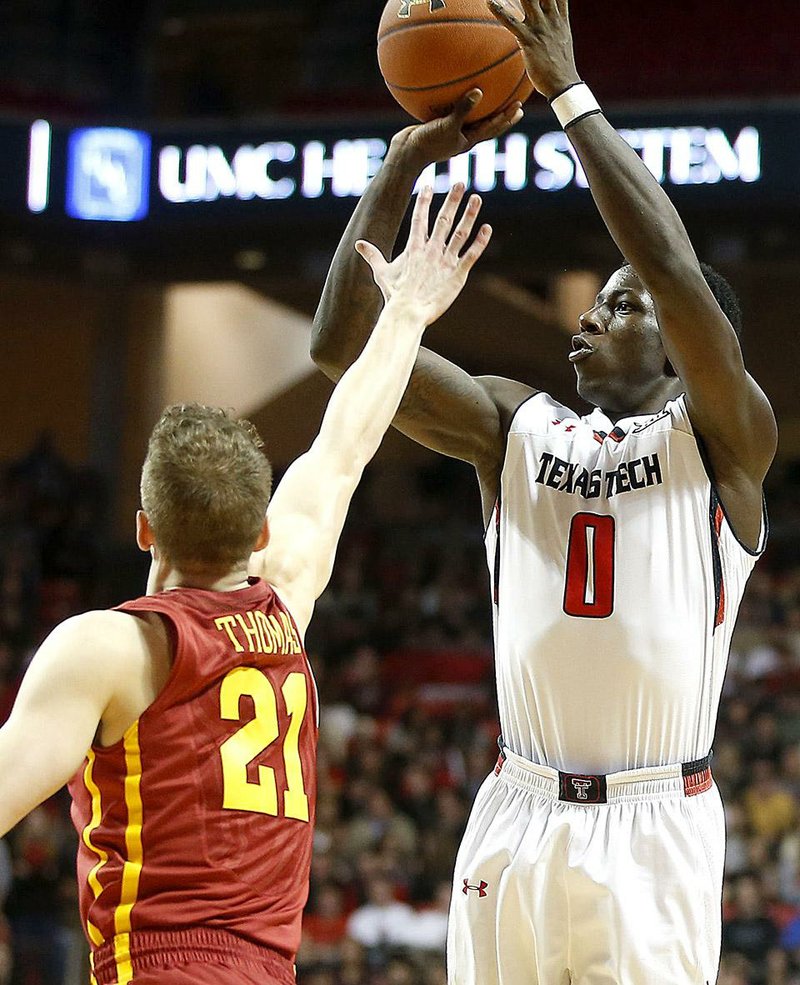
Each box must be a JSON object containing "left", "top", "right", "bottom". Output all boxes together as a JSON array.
[
  {"left": 488, "top": 0, "right": 777, "bottom": 530},
  {"left": 310, "top": 93, "right": 531, "bottom": 493},
  {"left": 254, "top": 186, "right": 494, "bottom": 635}
]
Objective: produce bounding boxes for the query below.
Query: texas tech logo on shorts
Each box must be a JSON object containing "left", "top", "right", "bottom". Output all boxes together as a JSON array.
[
  {"left": 398, "top": 0, "right": 446, "bottom": 17},
  {"left": 558, "top": 771, "right": 608, "bottom": 804},
  {"left": 570, "top": 778, "right": 593, "bottom": 800},
  {"left": 463, "top": 879, "right": 489, "bottom": 898}
]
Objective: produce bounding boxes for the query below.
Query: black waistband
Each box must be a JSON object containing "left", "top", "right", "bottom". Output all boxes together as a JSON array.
[{"left": 496, "top": 738, "right": 713, "bottom": 804}]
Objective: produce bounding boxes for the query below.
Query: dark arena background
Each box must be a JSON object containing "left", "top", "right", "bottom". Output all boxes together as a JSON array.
[{"left": 1, "top": 2, "right": 800, "bottom": 984}]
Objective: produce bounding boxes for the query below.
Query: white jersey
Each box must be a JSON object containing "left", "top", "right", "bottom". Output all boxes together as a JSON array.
[{"left": 485, "top": 392, "right": 766, "bottom": 774}]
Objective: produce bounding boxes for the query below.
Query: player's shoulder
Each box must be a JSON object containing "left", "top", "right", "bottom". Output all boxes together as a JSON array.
[
  {"left": 475, "top": 377, "right": 537, "bottom": 412},
  {"left": 504, "top": 390, "right": 578, "bottom": 435},
  {"left": 474, "top": 377, "right": 539, "bottom": 434},
  {"left": 48, "top": 608, "right": 165, "bottom": 661},
  {"left": 623, "top": 393, "right": 694, "bottom": 438}
]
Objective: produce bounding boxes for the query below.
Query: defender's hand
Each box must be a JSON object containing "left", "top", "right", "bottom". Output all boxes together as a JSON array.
[
  {"left": 487, "top": 0, "right": 580, "bottom": 100},
  {"left": 355, "top": 183, "right": 491, "bottom": 326},
  {"left": 390, "top": 89, "right": 523, "bottom": 170}
]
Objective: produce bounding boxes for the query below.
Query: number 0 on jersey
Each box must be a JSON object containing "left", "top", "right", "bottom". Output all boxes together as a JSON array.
[{"left": 563, "top": 513, "right": 616, "bottom": 619}]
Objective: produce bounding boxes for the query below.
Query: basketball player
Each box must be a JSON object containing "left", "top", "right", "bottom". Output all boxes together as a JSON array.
[
  {"left": 310, "top": 1, "right": 777, "bottom": 982},
  {"left": 0, "top": 188, "right": 492, "bottom": 984}
]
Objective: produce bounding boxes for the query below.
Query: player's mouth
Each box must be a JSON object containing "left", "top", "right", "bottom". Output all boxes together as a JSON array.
[{"left": 569, "top": 336, "right": 595, "bottom": 363}]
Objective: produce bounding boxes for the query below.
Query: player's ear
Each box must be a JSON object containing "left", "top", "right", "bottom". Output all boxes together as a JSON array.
[
  {"left": 254, "top": 516, "right": 270, "bottom": 552},
  {"left": 136, "top": 510, "right": 156, "bottom": 553}
]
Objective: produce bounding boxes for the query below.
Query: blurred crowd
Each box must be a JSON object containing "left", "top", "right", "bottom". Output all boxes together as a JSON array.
[
  {"left": 0, "top": 445, "right": 798, "bottom": 985},
  {"left": 2, "top": 0, "right": 800, "bottom": 120},
  {"left": 0, "top": 436, "right": 105, "bottom": 984}
]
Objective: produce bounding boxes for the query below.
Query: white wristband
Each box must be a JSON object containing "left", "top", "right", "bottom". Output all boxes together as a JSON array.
[{"left": 550, "top": 82, "right": 602, "bottom": 130}]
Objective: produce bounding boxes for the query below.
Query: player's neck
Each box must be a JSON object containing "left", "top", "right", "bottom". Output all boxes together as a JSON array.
[
  {"left": 147, "top": 559, "right": 252, "bottom": 595},
  {"left": 597, "top": 378, "right": 683, "bottom": 422}
]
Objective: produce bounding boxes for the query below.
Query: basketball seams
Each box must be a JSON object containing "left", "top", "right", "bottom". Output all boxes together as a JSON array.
[
  {"left": 378, "top": 17, "right": 508, "bottom": 42},
  {"left": 503, "top": 67, "right": 533, "bottom": 106},
  {"left": 385, "top": 46, "right": 522, "bottom": 92},
  {"left": 377, "top": 0, "right": 533, "bottom": 122}
]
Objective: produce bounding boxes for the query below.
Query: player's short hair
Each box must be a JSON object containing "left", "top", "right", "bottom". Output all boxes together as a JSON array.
[
  {"left": 141, "top": 404, "right": 272, "bottom": 570},
  {"left": 619, "top": 261, "right": 743, "bottom": 338}
]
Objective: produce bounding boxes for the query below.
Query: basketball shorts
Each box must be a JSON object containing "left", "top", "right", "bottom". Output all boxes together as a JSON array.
[
  {"left": 125, "top": 961, "right": 288, "bottom": 984},
  {"left": 90, "top": 929, "right": 296, "bottom": 985},
  {"left": 447, "top": 746, "right": 724, "bottom": 985}
]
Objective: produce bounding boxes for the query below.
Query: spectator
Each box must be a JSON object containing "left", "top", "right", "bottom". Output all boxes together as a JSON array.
[
  {"left": 344, "top": 789, "right": 418, "bottom": 863},
  {"left": 744, "top": 759, "right": 797, "bottom": 842},
  {"left": 782, "top": 744, "right": 800, "bottom": 800},
  {"left": 300, "top": 882, "right": 349, "bottom": 968},
  {"left": 346, "top": 877, "right": 415, "bottom": 955},
  {"left": 764, "top": 946, "right": 800, "bottom": 985},
  {"left": 396, "top": 881, "right": 450, "bottom": 953},
  {"left": 338, "top": 936, "right": 368, "bottom": 985},
  {"left": 745, "top": 710, "right": 787, "bottom": 766},
  {"left": 5, "top": 807, "right": 74, "bottom": 985},
  {"left": 780, "top": 909, "right": 800, "bottom": 953},
  {"left": 717, "top": 952, "right": 752, "bottom": 985},
  {"left": 383, "top": 957, "right": 416, "bottom": 985},
  {"left": 723, "top": 873, "right": 781, "bottom": 978},
  {"left": 778, "top": 830, "right": 800, "bottom": 906},
  {"left": 725, "top": 802, "right": 751, "bottom": 877}
]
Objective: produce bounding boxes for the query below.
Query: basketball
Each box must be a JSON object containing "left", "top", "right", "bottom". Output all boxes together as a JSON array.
[{"left": 377, "top": 0, "right": 534, "bottom": 123}]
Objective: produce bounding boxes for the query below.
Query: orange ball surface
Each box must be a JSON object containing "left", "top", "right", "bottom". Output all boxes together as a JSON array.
[{"left": 378, "top": 0, "right": 534, "bottom": 123}]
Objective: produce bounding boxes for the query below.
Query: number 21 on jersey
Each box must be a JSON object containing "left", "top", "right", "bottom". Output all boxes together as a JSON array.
[
  {"left": 218, "top": 667, "right": 310, "bottom": 821},
  {"left": 563, "top": 513, "right": 616, "bottom": 618}
]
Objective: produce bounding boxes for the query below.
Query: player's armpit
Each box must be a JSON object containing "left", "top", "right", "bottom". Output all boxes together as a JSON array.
[
  {"left": 684, "top": 367, "right": 777, "bottom": 478},
  {"left": 391, "top": 348, "right": 507, "bottom": 469},
  {"left": 0, "top": 611, "right": 129, "bottom": 836}
]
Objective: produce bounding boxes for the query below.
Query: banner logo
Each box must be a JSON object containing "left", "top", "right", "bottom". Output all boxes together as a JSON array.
[{"left": 66, "top": 127, "right": 151, "bottom": 222}]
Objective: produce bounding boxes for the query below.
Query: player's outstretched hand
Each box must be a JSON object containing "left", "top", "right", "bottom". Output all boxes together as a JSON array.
[
  {"left": 355, "top": 182, "right": 491, "bottom": 327},
  {"left": 391, "top": 89, "right": 523, "bottom": 170},
  {"left": 487, "top": 0, "right": 580, "bottom": 100}
]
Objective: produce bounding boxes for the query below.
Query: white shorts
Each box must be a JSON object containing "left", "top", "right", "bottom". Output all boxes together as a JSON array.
[{"left": 447, "top": 747, "right": 724, "bottom": 985}]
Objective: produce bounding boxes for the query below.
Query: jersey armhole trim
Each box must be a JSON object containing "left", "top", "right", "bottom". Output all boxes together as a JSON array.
[
  {"left": 693, "top": 430, "right": 769, "bottom": 557},
  {"left": 506, "top": 390, "right": 543, "bottom": 435},
  {"left": 270, "top": 585, "right": 308, "bottom": 646},
  {"left": 270, "top": 586, "right": 319, "bottom": 728},
  {"left": 484, "top": 390, "right": 544, "bottom": 540},
  {"left": 94, "top": 607, "right": 183, "bottom": 754}
]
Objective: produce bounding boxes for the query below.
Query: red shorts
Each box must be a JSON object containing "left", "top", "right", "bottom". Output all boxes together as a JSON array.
[
  {"left": 91, "top": 929, "right": 295, "bottom": 985},
  {"left": 131, "top": 959, "right": 288, "bottom": 984}
]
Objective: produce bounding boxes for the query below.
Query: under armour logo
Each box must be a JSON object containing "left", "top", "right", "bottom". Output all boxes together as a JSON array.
[
  {"left": 462, "top": 879, "right": 489, "bottom": 898},
  {"left": 398, "top": 0, "right": 445, "bottom": 17},
  {"left": 571, "top": 778, "right": 593, "bottom": 801}
]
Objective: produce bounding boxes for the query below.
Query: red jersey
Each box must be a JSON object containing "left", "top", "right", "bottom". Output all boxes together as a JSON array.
[{"left": 67, "top": 579, "right": 318, "bottom": 984}]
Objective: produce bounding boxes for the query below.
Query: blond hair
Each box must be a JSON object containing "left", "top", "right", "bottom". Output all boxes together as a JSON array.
[{"left": 141, "top": 404, "right": 272, "bottom": 569}]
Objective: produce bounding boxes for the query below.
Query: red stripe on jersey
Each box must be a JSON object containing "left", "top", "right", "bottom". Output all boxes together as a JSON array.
[
  {"left": 493, "top": 499, "right": 501, "bottom": 606},
  {"left": 710, "top": 499, "right": 726, "bottom": 629},
  {"left": 715, "top": 578, "right": 726, "bottom": 628}
]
